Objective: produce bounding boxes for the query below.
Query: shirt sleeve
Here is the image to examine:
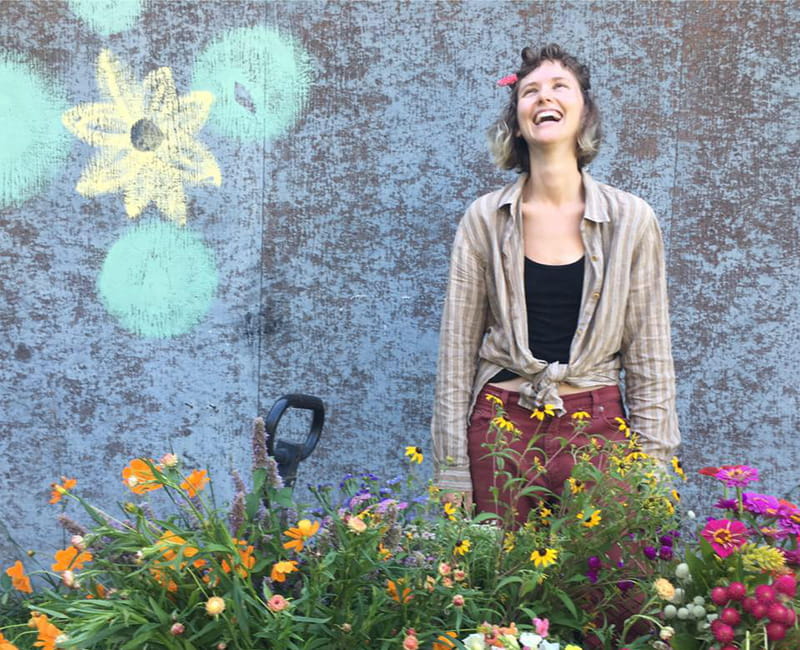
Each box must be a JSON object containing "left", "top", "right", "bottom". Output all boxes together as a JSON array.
[
  {"left": 431, "top": 211, "right": 488, "bottom": 491},
  {"left": 620, "top": 208, "right": 681, "bottom": 461}
]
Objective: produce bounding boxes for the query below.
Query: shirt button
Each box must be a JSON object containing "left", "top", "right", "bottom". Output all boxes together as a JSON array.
[
  {"left": 591, "top": 255, "right": 599, "bottom": 262},
  {"left": 592, "top": 291, "right": 601, "bottom": 299}
]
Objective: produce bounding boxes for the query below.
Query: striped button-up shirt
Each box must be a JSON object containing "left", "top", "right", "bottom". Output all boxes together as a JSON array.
[{"left": 431, "top": 170, "right": 680, "bottom": 491}]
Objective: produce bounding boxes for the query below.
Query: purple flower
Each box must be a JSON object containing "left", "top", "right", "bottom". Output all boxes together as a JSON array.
[
  {"left": 617, "top": 558, "right": 625, "bottom": 568},
  {"left": 659, "top": 546, "right": 674, "bottom": 560},
  {"left": 586, "top": 569, "right": 599, "bottom": 584},
  {"left": 617, "top": 580, "right": 634, "bottom": 592},
  {"left": 713, "top": 498, "right": 738, "bottom": 511},
  {"left": 587, "top": 556, "right": 602, "bottom": 570},
  {"left": 714, "top": 465, "right": 759, "bottom": 488},
  {"left": 742, "top": 492, "right": 781, "bottom": 516},
  {"left": 643, "top": 546, "right": 658, "bottom": 560},
  {"left": 659, "top": 535, "right": 674, "bottom": 547}
]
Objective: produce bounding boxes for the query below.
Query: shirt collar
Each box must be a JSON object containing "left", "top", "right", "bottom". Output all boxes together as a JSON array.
[{"left": 495, "top": 168, "right": 609, "bottom": 224}]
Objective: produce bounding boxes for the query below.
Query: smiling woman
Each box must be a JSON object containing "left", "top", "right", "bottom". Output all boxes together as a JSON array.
[{"left": 431, "top": 43, "right": 680, "bottom": 523}]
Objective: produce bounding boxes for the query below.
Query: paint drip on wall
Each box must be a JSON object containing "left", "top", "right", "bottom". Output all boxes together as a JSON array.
[
  {"left": 97, "top": 219, "right": 218, "bottom": 338},
  {"left": 0, "top": 53, "right": 70, "bottom": 208},
  {"left": 192, "top": 26, "right": 312, "bottom": 142},
  {"left": 62, "top": 49, "right": 221, "bottom": 226},
  {"left": 67, "top": 0, "right": 143, "bottom": 36}
]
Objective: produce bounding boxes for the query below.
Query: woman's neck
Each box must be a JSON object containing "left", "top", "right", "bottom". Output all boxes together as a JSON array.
[{"left": 523, "top": 154, "right": 583, "bottom": 206}]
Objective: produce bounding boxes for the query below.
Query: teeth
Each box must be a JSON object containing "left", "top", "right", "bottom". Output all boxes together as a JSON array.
[{"left": 535, "top": 110, "right": 561, "bottom": 124}]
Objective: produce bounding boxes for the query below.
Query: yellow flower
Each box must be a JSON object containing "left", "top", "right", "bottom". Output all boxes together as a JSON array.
[
  {"left": 386, "top": 579, "right": 413, "bottom": 603},
  {"left": 571, "top": 410, "right": 591, "bottom": 420},
  {"left": 740, "top": 543, "right": 786, "bottom": 572},
  {"left": 530, "top": 547, "right": 558, "bottom": 568},
  {"left": 654, "top": 577, "right": 676, "bottom": 600},
  {"left": 5, "top": 561, "right": 32, "bottom": 594},
  {"left": 454, "top": 539, "right": 471, "bottom": 556},
  {"left": 485, "top": 394, "right": 504, "bottom": 406},
  {"left": 283, "top": 519, "right": 320, "bottom": 552},
  {"left": 492, "top": 416, "right": 517, "bottom": 432},
  {"left": 443, "top": 502, "right": 457, "bottom": 521},
  {"left": 671, "top": 489, "right": 681, "bottom": 502},
  {"left": 564, "top": 645, "right": 584, "bottom": 650},
  {"left": 567, "top": 477, "right": 585, "bottom": 494},
  {"left": 61, "top": 49, "right": 221, "bottom": 226},
  {"left": 531, "top": 404, "right": 556, "bottom": 421},
  {"left": 624, "top": 451, "right": 649, "bottom": 463},
  {"left": 404, "top": 446, "right": 423, "bottom": 464},
  {"left": 671, "top": 456, "right": 686, "bottom": 481},
  {"left": 204, "top": 596, "right": 225, "bottom": 616},
  {"left": 503, "top": 531, "right": 516, "bottom": 552},
  {"left": 539, "top": 505, "right": 553, "bottom": 524},
  {"left": 270, "top": 560, "right": 299, "bottom": 582},
  {"left": 577, "top": 509, "right": 602, "bottom": 528},
  {"left": 346, "top": 516, "right": 367, "bottom": 534}
]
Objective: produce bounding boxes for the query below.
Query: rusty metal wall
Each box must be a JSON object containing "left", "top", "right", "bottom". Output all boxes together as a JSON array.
[{"left": 1, "top": 0, "right": 798, "bottom": 562}]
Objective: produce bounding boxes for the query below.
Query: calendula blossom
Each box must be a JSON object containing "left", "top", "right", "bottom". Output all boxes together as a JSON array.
[
  {"left": 270, "top": 560, "right": 298, "bottom": 583},
  {"left": 283, "top": 519, "right": 320, "bottom": 552},
  {"left": 6, "top": 561, "right": 32, "bottom": 593},
  {"left": 404, "top": 446, "right": 423, "bottom": 464},
  {"left": 0, "top": 630, "right": 19, "bottom": 650},
  {"left": 180, "top": 469, "right": 210, "bottom": 497},
  {"left": 122, "top": 458, "right": 163, "bottom": 494},
  {"left": 530, "top": 547, "right": 558, "bottom": 568},
  {"left": 49, "top": 477, "right": 77, "bottom": 504},
  {"left": 28, "top": 613, "right": 62, "bottom": 650},
  {"left": 52, "top": 546, "right": 93, "bottom": 572}
]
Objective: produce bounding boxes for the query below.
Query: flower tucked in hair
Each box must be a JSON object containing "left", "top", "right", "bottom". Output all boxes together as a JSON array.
[{"left": 496, "top": 73, "right": 518, "bottom": 87}]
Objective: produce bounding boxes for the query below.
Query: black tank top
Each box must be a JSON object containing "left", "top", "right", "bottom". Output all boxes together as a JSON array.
[{"left": 490, "top": 256, "right": 584, "bottom": 383}]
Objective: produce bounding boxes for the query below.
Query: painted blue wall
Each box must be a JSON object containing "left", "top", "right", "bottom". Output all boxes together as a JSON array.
[{"left": 1, "top": 0, "right": 798, "bottom": 563}]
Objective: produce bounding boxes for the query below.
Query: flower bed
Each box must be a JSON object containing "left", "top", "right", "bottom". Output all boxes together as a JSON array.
[{"left": 1, "top": 409, "right": 798, "bottom": 649}]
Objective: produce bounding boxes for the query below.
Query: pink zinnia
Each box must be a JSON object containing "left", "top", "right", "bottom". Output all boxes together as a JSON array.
[
  {"left": 714, "top": 465, "right": 759, "bottom": 487},
  {"left": 742, "top": 492, "right": 780, "bottom": 516},
  {"left": 701, "top": 519, "right": 749, "bottom": 558}
]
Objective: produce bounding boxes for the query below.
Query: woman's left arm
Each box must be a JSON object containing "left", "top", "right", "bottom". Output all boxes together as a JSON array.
[{"left": 620, "top": 209, "right": 681, "bottom": 462}]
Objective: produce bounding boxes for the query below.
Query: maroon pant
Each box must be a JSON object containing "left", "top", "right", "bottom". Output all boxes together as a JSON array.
[{"left": 467, "top": 383, "right": 628, "bottom": 525}]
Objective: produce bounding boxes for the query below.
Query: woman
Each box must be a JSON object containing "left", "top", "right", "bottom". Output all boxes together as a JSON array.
[{"left": 431, "top": 44, "right": 680, "bottom": 522}]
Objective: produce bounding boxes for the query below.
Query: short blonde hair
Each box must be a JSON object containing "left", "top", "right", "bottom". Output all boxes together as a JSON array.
[{"left": 488, "top": 44, "right": 602, "bottom": 172}]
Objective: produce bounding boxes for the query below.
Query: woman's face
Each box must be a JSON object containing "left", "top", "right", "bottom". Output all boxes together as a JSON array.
[{"left": 515, "top": 60, "right": 585, "bottom": 153}]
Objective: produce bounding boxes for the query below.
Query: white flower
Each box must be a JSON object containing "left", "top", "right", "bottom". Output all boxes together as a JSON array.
[
  {"left": 519, "top": 632, "right": 543, "bottom": 648},
  {"left": 660, "top": 626, "right": 675, "bottom": 640},
  {"left": 539, "top": 641, "right": 560, "bottom": 650},
  {"left": 499, "top": 634, "right": 520, "bottom": 649},
  {"left": 462, "top": 634, "right": 487, "bottom": 650}
]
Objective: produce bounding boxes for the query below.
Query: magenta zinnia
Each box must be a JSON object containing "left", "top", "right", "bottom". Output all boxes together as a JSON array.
[
  {"left": 713, "top": 465, "right": 759, "bottom": 487},
  {"left": 701, "top": 518, "right": 749, "bottom": 557}
]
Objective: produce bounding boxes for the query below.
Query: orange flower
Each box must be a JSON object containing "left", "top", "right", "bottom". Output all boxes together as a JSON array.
[
  {"left": 149, "top": 568, "right": 178, "bottom": 592},
  {"left": 386, "top": 579, "right": 413, "bottom": 603},
  {"left": 0, "top": 630, "right": 19, "bottom": 650},
  {"left": 282, "top": 519, "right": 320, "bottom": 552},
  {"left": 432, "top": 632, "right": 458, "bottom": 650},
  {"left": 270, "top": 560, "right": 298, "bottom": 583},
  {"left": 52, "top": 546, "right": 92, "bottom": 572},
  {"left": 28, "top": 613, "right": 62, "bottom": 650},
  {"left": 122, "top": 459, "right": 163, "bottom": 494},
  {"left": 220, "top": 538, "right": 256, "bottom": 578},
  {"left": 6, "top": 561, "right": 32, "bottom": 593},
  {"left": 49, "top": 477, "right": 76, "bottom": 504},
  {"left": 180, "top": 469, "right": 210, "bottom": 497},
  {"left": 154, "top": 530, "right": 203, "bottom": 569}
]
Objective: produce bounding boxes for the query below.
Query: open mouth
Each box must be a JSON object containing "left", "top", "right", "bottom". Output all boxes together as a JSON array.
[{"left": 533, "top": 109, "right": 562, "bottom": 125}]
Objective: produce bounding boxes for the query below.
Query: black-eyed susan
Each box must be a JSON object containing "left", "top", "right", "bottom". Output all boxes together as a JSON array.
[
  {"left": 671, "top": 456, "right": 686, "bottom": 481},
  {"left": 531, "top": 403, "right": 556, "bottom": 421},
  {"left": 614, "top": 416, "right": 631, "bottom": 436},
  {"left": 539, "top": 504, "right": 553, "bottom": 525},
  {"left": 530, "top": 547, "right": 558, "bottom": 568},
  {"left": 443, "top": 502, "right": 457, "bottom": 521},
  {"left": 502, "top": 531, "right": 516, "bottom": 552},
  {"left": 567, "top": 477, "right": 585, "bottom": 494},
  {"left": 491, "top": 416, "right": 517, "bottom": 432},
  {"left": 571, "top": 410, "right": 591, "bottom": 420},
  {"left": 454, "top": 539, "right": 471, "bottom": 556},
  {"left": 577, "top": 509, "right": 602, "bottom": 528},
  {"left": 404, "top": 446, "right": 423, "bottom": 464},
  {"left": 485, "top": 393, "right": 504, "bottom": 406},
  {"left": 671, "top": 489, "right": 681, "bottom": 503}
]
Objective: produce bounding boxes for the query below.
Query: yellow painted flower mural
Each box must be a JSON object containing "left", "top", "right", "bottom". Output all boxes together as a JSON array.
[{"left": 62, "top": 49, "right": 220, "bottom": 225}]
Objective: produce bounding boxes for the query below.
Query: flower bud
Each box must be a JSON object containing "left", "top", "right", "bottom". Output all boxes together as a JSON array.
[
  {"left": 161, "top": 453, "right": 179, "bottom": 467},
  {"left": 70, "top": 535, "right": 85, "bottom": 551},
  {"left": 452, "top": 594, "right": 465, "bottom": 607},
  {"left": 170, "top": 622, "right": 185, "bottom": 636}
]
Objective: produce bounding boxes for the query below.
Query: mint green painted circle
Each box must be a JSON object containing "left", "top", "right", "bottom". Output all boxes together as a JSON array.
[
  {"left": 67, "top": 0, "right": 143, "bottom": 36},
  {"left": 0, "top": 54, "right": 70, "bottom": 208},
  {"left": 98, "top": 220, "right": 218, "bottom": 339},
  {"left": 192, "top": 26, "right": 312, "bottom": 142}
]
